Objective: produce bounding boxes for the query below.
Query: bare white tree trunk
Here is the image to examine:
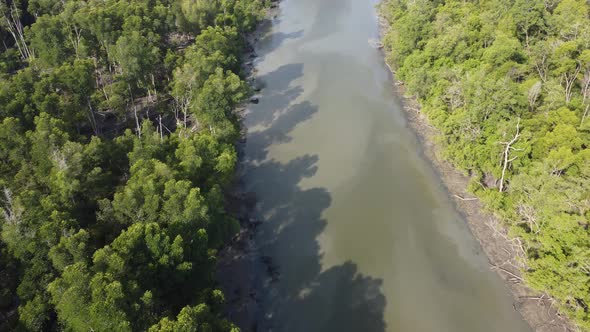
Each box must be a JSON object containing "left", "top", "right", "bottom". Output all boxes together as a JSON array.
[
  {"left": 562, "top": 65, "right": 581, "bottom": 104},
  {"left": 534, "top": 53, "right": 548, "bottom": 83},
  {"left": 159, "top": 115, "right": 163, "bottom": 141},
  {"left": 87, "top": 98, "right": 99, "bottom": 135},
  {"left": 581, "top": 104, "right": 590, "bottom": 126},
  {"left": 581, "top": 70, "right": 590, "bottom": 126},
  {"left": 134, "top": 104, "right": 141, "bottom": 138},
  {"left": 499, "top": 119, "right": 521, "bottom": 193},
  {"left": 582, "top": 74, "right": 590, "bottom": 105},
  {"left": 2, "top": 1, "right": 33, "bottom": 60},
  {"left": 528, "top": 81, "right": 542, "bottom": 111},
  {"left": 65, "top": 22, "right": 83, "bottom": 59},
  {"left": 2, "top": 188, "right": 22, "bottom": 225},
  {"left": 129, "top": 84, "right": 141, "bottom": 138}
]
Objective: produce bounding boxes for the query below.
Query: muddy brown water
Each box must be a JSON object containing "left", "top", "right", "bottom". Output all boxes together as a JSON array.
[{"left": 237, "top": 0, "right": 534, "bottom": 331}]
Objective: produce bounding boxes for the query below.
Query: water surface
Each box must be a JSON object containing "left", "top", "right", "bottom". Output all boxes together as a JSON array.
[{"left": 240, "top": 0, "right": 532, "bottom": 331}]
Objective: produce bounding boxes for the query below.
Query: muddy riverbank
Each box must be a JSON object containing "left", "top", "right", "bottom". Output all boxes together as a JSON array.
[
  {"left": 389, "top": 85, "right": 575, "bottom": 332},
  {"left": 215, "top": 8, "right": 279, "bottom": 331}
]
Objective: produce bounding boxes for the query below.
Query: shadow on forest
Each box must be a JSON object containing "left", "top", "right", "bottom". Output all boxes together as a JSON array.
[{"left": 237, "top": 51, "right": 386, "bottom": 331}]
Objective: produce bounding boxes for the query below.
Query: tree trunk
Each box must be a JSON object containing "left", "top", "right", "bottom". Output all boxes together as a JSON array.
[{"left": 499, "top": 119, "right": 521, "bottom": 193}]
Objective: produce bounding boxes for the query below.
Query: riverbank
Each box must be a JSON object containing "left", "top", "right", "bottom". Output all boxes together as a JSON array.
[
  {"left": 216, "top": 6, "right": 280, "bottom": 331},
  {"left": 375, "top": 14, "right": 575, "bottom": 332}
]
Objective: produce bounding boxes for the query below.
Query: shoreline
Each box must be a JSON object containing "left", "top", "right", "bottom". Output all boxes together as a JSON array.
[
  {"left": 376, "top": 14, "right": 575, "bottom": 332},
  {"left": 216, "top": 6, "right": 280, "bottom": 331}
]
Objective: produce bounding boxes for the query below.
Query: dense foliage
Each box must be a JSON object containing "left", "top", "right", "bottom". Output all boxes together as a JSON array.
[
  {"left": 0, "top": 0, "right": 265, "bottom": 330},
  {"left": 380, "top": 0, "right": 590, "bottom": 329}
]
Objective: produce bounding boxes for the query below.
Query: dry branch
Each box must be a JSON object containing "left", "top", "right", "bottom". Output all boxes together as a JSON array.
[{"left": 453, "top": 194, "right": 478, "bottom": 201}]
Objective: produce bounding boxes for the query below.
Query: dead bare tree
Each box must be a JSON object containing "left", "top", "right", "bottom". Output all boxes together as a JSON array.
[
  {"left": 517, "top": 202, "right": 543, "bottom": 234},
  {"left": 533, "top": 52, "right": 549, "bottom": 83},
  {"left": 486, "top": 216, "right": 528, "bottom": 269},
  {"left": 173, "top": 94, "right": 191, "bottom": 129},
  {"left": 92, "top": 57, "right": 112, "bottom": 103},
  {"left": 1, "top": 188, "right": 22, "bottom": 226},
  {"left": 544, "top": 0, "right": 558, "bottom": 11},
  {"left": 134, "top": 104, "right": 141, "bottom": 138},
  {"left": 453, "top": 194, "right": 478, "bottom": 201},
  {"left": 581, "top": 105, "right": 589, "bottom": 127},
  {"left": 158, "top": 115, "right": 163, "bottom": 141},
  {"left": 561, "top": 65, "right": 581, "bottom": 104},
  {"left": 1, "top": 1, "right": 33, "bottom": 60},
  {"left": 445, "top": 81, "right": 464, "bottom": 111},
  {"left": 581, "top": 70, "right": 590, "bottom": 126},
  {"left": 86, "top": 98, "right": 99, "bottom": 135},
  {"left": 128, "top": 84, "right": 141, "bottom": 138},
  {"left": 528, "top": 81, "right": 542, "bottom": 111},
  {"left": 499, "top": 119, "right": 522, "bottom": 193},
  {"left": 60, "top": 12, "right": 84, "bottom": 60},
  {"left": 582, "top": 68, "right": 590, "bottom": 103},
  {"left": 490, "top": 263, "right": 524, "bottom": 283}
]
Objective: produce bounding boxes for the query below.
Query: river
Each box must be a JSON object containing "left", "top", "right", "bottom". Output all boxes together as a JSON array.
[{"left": 234, "top": 0, "right": 533, "bottom": 331}]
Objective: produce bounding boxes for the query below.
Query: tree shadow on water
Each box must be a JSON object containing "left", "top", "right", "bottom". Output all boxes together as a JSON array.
[
  {"left": 236, "top": 63, "right": 386, "bottom": 331},
  {"left": 245, "top": 101, "right": 318, "bottom": 163},
  {"left": 244, "top": 63, "right": 305, "bottom": 130},
  {"left": 245, "top": 155, "right": 386, "bottom": 332},
  {"left": 255, "top": 29, "right": 305, "bottom": 63}
]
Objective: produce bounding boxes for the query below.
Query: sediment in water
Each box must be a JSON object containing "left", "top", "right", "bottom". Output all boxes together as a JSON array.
[{"left": 218, "top": 3, "right": 575, "bottom": 332}]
